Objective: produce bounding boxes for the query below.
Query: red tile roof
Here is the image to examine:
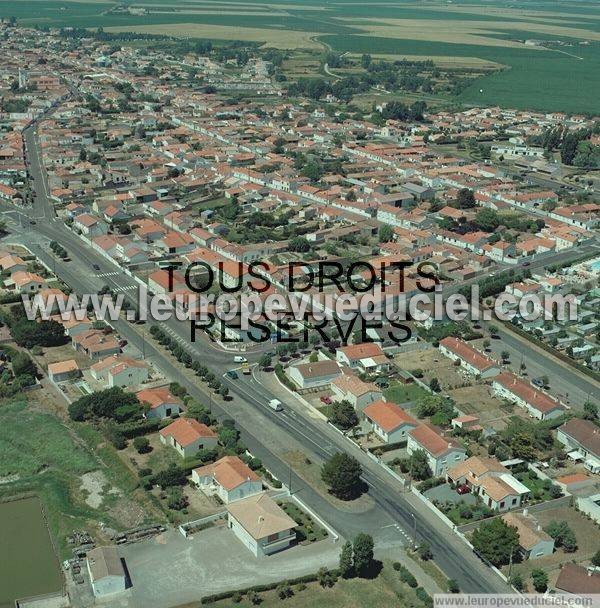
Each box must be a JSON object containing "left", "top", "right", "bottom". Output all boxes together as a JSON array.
[{"left": 363, "top": 400, "right": 417, "bottom": 433}]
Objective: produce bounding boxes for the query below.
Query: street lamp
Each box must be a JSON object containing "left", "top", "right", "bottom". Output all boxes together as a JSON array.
[{"left": 410, "top": 512, "right": 417, "bottom": 548}]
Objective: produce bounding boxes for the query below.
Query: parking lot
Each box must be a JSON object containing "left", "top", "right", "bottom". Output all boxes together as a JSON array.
[{"left": 117, "top": 524, "right": 340, "bottom": 608}]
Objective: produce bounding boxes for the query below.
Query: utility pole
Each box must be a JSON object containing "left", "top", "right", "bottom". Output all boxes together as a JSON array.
[{"left": 410, "top": 512, "right": 417, "bottom": 548}]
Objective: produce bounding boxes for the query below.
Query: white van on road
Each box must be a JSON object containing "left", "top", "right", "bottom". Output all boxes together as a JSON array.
[
  {"left": 268, "top": 399, "right": 283, "bottom": 411},
  {"left": 234, "top": 355, "right": 247, "bottom": 363}
]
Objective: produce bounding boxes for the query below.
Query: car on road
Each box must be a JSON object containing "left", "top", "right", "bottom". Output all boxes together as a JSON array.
[
  {"left": 29, "top": 220, "right": 36, "bottom": 225},
  {"left": 225, "top": 370, "right": 239, "bottom": 380},
  {"left": 268, "top": 398, "right": 283, "bottom": 411},
  {"left": 92, "top": 264, "right": 100, "bottom": 271},
  {"left": 532, "top": 377, "right": 545, "bottom": 388},
  {"left": 234, "top": 355, "right": 247, "bottom": 363}
]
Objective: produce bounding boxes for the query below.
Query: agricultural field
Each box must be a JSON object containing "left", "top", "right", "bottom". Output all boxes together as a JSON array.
[{"left": 0, "top": 1, "right": 599, "bottom": 110}]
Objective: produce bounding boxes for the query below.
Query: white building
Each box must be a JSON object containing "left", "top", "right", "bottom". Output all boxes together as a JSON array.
[
  {"left": 363, "top": 400, "right": 418, "bottom": 444},
  {"left": 192, "top": 455, "right": 263, "bottom": 503},
  {"left": 86, "top": 546, "right": 127, "bottom": 597},
  {"left": 227, "top": 493, "right": 296, "bottom": 557},
  {"left": 407, "top": 424, "right": 467, "bottom": 476}
]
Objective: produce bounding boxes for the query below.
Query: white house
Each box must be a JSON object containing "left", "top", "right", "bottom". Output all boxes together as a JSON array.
[
  {"left": 90, "top": 354, "right": 149, "bottom": 388},
  {"left": 86, "top": 546, "right": 127, "bottom": 597},
  {"left": 136, "top": 386, "right": 183, "bottom": 419},
  {"left": 47, "top": 359, "right": 80, "bottom": 383},
  {"left": 502, "top": 512, "right": 554, "bottom": 560},
  {"left": 363, "top": 400, "right": 418, "bottom": 443},
  {"left": 336, "top": 342, "right": 389, "bottom": 374},
  {"left": 159, "top": 418, "right": 218, "bottom": 458},
  {"left": 407, "top": 424, "right": 467, "bottom": 476},
  {"left": 9, "top": 271, "right": 46, "bottom": 293},
  {"left": 74, "top": 213, "right": 109, "bottom": 237},
  {"left": 330, "top": 374, "right": 383, "bottom": 411},
  {"left": 227, "top": 493, "right": 296, "bottom": 557},
  {"left": 557, "top": 418, "right": 600, "bottom": 473},
  {"left": 492, "top": 372, "right": 565, "bottom": 421},
  {"left": 439, "top": 337, "right": 499, "bottom": 379},
  {"left": 447, "top": 456, "right": 530, "bottom": 512},
  {"left": 288, "top": 359, "right": 342, "bottom": 390},
  {"left": 192, "top": 455, "right": 263, "bottom": 504}
]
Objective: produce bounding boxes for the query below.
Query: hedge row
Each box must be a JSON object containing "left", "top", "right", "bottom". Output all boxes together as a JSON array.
[
  {"left": 200, "top": 569, "right": 341, "bottom": 604},
  {"left": 120, "top": 419, "right": 162, "bottom": 439}
]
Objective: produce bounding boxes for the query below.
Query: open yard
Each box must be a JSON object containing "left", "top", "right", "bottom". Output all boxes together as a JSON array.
[
  {"left": 0, "top": 398, "right": 164, "bottom": 559},
  {"left": 502, "top": 505, "right": 600, "bottom": 589},
  {"left": 206, "top": 559, "right": 431, "bottom": 608},
  {"left": 392, "top": 347, "right": 468, "bottom": 391}
]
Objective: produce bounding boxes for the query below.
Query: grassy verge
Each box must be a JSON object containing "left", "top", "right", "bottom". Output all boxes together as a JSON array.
[{"left": 277, "top": 500, "right": 327, "bottom": 544}]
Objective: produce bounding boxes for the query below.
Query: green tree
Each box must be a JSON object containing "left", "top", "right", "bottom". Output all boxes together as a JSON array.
[
  {"left": 339, "top": 540, "right": 354, "bottom": 578},
  {"left": 408, "top": 449, "right": 432, "bottom": 481},
  {"left": 288, "top": 236, "right": 311, "bottom": 252},
  {"left": 455, "top": 188, "right": 476, "bottom": 209},
  {"left": 582, "top": 401, "right": 598, "bottom": 421},
  {"left": 417, "top": 542, "right": 433, "bottom": 561},
  {"left": 133, "top": 436, "right": 150, "bottom": 454},
  {"left": 447, "top": 579, "right": 459, "bottom": 593},
  {"left": 472, "top": 518, "right": 519, "bottom": 567},
  {"left": 591, "top": 548, "right": 600, "bottom": 567},
  {"left": 330, "top": 400, "right": 358, "bottom": 430},
  {"left": 545, "top": 521, "right": 577, "bottom": 553},
  {"left": 378, "top": 224, "right": 394, "bottom": 243},
  {"left": 510, "top": 572, "right": 524, "bottom": 592},
  {"left": 11, "top": 351, "right": 37, "bottom": 377},
  {"left": 531, "top": 569, "right": 548, "bottom": 593},
  {"left": 321, "top": 452, "right": 363, "bottom": 500},
  {"left": 353, "top": 533, "right": 374, "bottom": 577}
]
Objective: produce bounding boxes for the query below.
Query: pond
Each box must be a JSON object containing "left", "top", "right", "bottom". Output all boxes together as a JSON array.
[{"left": 0, "top": 497, "right": 63, "bottom": 607}]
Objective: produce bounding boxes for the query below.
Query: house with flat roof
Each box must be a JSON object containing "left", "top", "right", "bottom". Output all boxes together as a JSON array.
[{"left": 226, "top": 493, "right": 296, "bottom": 557}]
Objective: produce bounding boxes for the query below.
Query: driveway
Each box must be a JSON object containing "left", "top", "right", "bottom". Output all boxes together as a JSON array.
[
  {"left": 424, "top": 483, "right": 477, "bottom": 505},
  {"left": 117, "top": 525, "right": 340, "bottom": 608}
]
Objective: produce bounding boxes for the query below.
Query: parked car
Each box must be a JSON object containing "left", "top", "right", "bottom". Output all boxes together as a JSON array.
[
  {"left": 234, "top": 355, "right": 247, "bottom": 363},
  {"left": 320, "top": 395, "right": 332, "bottom": 405},
  {"left": 457, "top": 485, "right": 470, "bottom": 495},
  {"left": 118, "top": 339, "right": 127, "bottom": 348},
  {"left": 531, "top": 377, "right": 545, "bottom": 388},
  {"left": 225, "top": 370, "right": 239, "bottom": 380},
  {"left": 92, "top": 264, "right": 100, "bottom": 271}
]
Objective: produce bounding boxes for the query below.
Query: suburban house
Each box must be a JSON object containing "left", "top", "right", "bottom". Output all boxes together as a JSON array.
[
  {"left": 72, "top": 330, "right": 120, "bottom": 359},
  {"left": 136, "top": 386, "right": 183, "bottom": 419},
  {"left": 226, "top": 493, "right": 296, "bottom": 557},
  {"left": 407, "top": 424, "right": 467, "bottom": 476},
  {"left": 47, "top": 359, "right": 80, "bottom": 383},
  {"left": 556, "top": 418, "right": 600, "bottom": 473},
  {"left": 555, "top": 563, "right": 600, "bottom": 596},
  {"left": 330, "top": 374, "right": 383, "bottom": 411},
  {"left": 192, "top": 455, "right": 263, "bottom": 504},
  {"left": 159, "top": 418, "right": 218, "bottom": 458},
  {"left": 90, "top": 354, "right": 149, "bottom": 388},
  {"left": 502, "top": 512, "right": 554, "bottom": 560},
  {"left": 492, "top": 372, "right": 565, "bottom": 420},
  {"left": 439, "top": 337, "right": 499, "bottom": 378},
  {"left": 363, "top": 400, "right": 418, "bottom": 443},
  {"left": 336, "top": 342, "right": 389, "bottom": 374},
  {"left": 74, "top": 213, "right": 109, "bottom": 237},
  {"left": 8, "top": 271, "right": 46, "bottom": 293},
  {"left": 446, "top": 456, "right": 530, "bottom": 511},
  {"left": 86, "top": 546, "right": 127, "bottom": 597},
  {"left": 288, "top": 359, "right": 342, "bottom": 389}
]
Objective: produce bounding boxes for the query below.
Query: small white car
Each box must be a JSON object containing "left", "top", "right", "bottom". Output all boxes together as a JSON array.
[{"left": 268, "top": 399, "right": 283, "bottom": 411}]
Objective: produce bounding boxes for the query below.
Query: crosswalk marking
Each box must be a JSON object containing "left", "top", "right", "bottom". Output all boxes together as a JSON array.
[{"left": 95, "top": 271, "right": 120, "bottom": 278}]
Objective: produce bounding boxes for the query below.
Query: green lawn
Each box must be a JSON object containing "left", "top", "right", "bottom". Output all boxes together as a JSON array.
[{"left": 384, "top": 382, "right": 429, "bottom": 404}]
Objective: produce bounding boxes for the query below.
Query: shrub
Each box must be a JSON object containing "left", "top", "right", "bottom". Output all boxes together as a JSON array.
[{"left": 133, "top": 436, "right": 151, "bottom": 454}]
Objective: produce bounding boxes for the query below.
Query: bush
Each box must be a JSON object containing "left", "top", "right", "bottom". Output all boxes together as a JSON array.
[
  {"left": 416, "top": 587, "right": 433, "bottom": 608},
  {"left": 133, "top": 436, "right": 151, "bottom": 454},
  {"left": 397, "top": 565, "right": 418, "bottom": 588}
]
